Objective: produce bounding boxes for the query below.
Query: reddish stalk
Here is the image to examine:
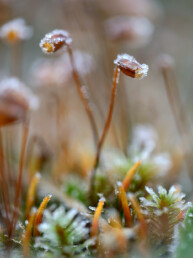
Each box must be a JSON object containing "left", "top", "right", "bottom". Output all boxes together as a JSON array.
[
  {"left": 5, "top": 129, "right": 13, "bottom": 192},
  {"left": 0, "top": 129, "right": 10, "bottom": 229},
  {"left": 89, "top": 66, "right": 120, "bottom": 200},
  {"left": 9, "top": 120, "right": 29, "bottom": 238},
  {"left": 67, "top": 45, "right": 99, "bottom": 148}
]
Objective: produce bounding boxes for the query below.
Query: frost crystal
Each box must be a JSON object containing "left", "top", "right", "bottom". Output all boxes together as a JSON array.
[{"left": 114, "top": 53, "right": 148, "bottom": 79}]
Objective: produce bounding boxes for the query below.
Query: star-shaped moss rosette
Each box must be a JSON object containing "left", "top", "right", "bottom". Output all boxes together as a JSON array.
[
  {"left": 34, "top": 206, "right": 93, "bottom": 257},
  {"left": 140, "top": 186, "right": 191, "bottom": 251}
]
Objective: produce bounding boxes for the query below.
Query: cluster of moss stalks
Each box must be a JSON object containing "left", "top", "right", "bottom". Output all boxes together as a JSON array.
[{"left": 0, "top": 21, "right": 192, "bottom": 258}]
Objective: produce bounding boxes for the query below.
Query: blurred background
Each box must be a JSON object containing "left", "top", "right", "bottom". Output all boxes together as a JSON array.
[{"left": 0, "top": 0, "right": 193, "bottom": 186}]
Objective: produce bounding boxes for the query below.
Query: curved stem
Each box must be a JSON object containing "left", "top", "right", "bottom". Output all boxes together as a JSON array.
[
  {"left": 89, "top": 66, "right": 120, "bottom": 200},
  {"left": 67, "top": 46, "right": 98, "bottom": 148}
]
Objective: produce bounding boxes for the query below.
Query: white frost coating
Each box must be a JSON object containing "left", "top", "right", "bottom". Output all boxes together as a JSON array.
[
  {"left": 117, "top": 181, "right": 123, "bottom": 187},
  {"left": 97, "top": 192, "right": 106, "bottom": 202},
  {"left": 114, "top": 53, "right": 149, "bottom": 79},
  {"left": 168, "top": 185, "right": 178, "bottom": 196},
  {"left": 188, "top": 212, "right": 193, "bottom": 217},
  {"left": 140, "top": 197, "right": 156, "bottom": 207},
  {"left": 52, "top": 206, "right": 65, "bottom": 220},
  {"left": 89, "top": 206, "right": 96, "bottom": 211},
  {"left": 99, "top": 196, "right": 106, "bottom": 203},
  {"left": 154, "top": 209, "right": 163, "bottom": 216},
  {"left": 114, "top": 53, "right": 134, "bottom": 66},
  {"left": 163, "top": 207, "right": 168, "bottom": 213},
  {"left": 0, "top": 18, "right": 33, "bottom": 41},
  {"left": 145, "top": 186, "right": 159, "bottom": 203},
  {"left": 39, "top": 29, "right": 72, "bottom": 54},
  {"left": 136, "top": 63, "right": 149, "bottom": 79},
  {"left": 0, "top": 77, "right": 39, "bottom": 110},
  {"left": 158, "top": 185, "right": 167, "bottom": 196}
]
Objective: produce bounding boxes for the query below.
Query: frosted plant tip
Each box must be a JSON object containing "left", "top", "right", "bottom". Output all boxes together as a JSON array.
[
  {"left": 39, "top": 29, "right": 72, "bottom": 54},
  {"left": 99, "top": 196, "right": 106, "bottom": 202},
  {"left": 0, "top": 18, "right": 33, "bottom": 43},
  {"left": 97, "top": 193, "right": 106, "bottom": 202},
  {"left": 114, "top": 54, "right": 148, "bottom": 79}
]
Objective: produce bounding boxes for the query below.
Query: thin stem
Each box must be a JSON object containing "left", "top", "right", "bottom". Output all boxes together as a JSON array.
[
  {"left": 89, "top": 66, "right": 120, "bottom": 200},
  {"left": 0, "top": 129, "right": 10, "bottom": 230},
  {"left": 5, "top": 129, "right": 13, "bottom": 192},
  {"left": 161, "top": 68, "right": 186, "bottom": 137},
  {"left": 67, "top": 45, "right": 98, "bottom": 147},
  {"left": 9, "top": 120, "right": 29, "bottom": 238}
]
